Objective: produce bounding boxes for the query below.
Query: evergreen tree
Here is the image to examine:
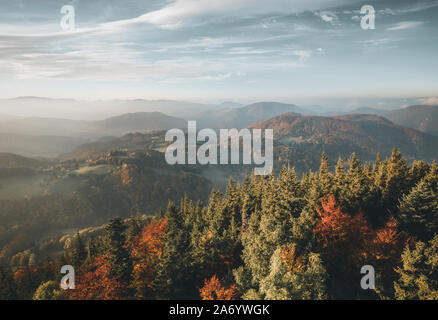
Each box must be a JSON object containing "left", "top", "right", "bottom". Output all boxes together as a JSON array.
[
  {"left": 398, "top": 179, "right": 438, "bottom": 241},
  {"left": 155, "top": 202, "right": 194, "bottom": 299},
  {"left": 71, "top": 231, "right": 86, "bottom": 268},
  {"left": 104, "top": 218, "right": 132, "bottom": 283},
  {"left": 33, "top": 280, "right": 64, "bottom": 300},
  {"left": 259, "top": 247, "right": 327, "bottom": 300},
  {"left": 86, "top": 236, "right": 96, "bottom": 263},
  {"left": 394, "top": 235, "right": 438, "bottom": 300},
  {"left": 381, "top": 149, "right": 411, "bottom": 214}
]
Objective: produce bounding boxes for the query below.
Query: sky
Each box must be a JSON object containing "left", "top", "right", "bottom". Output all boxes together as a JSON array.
[{"left": 0, "top": 0, "right": 437, "bottom": 105}]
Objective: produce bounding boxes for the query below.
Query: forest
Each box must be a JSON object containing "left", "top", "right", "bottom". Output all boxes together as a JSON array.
[{"left": 0, "top": 149, "right": 437, "bottom": 300}]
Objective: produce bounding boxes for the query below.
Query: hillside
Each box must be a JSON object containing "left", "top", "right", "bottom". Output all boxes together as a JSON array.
[
  {"left": 0, "top": 97, "right": 220, "bottom": 120},
  {"left": 249, "top": 113, "right": 438, "bottom": 164},
  {"left": 0, "top": 133, "right": 89, "bottom": 158},
  {"left": 386, "top": 105, "right": 438, "bottom": 136},
  {"left": 64, "top": 112, "right": 438, "bottom": 175},
  {"left": 61, "top": 132, "right": 169, "bottom": 160},
  {"left": 0, "top": 152, "right": 47, "bottom": 168},
  {"left": 0, "top": 112, "right": 186, "bottom": 139},
  {"left": 196, "top": 102, "right": 309, "bottom": 128},
  {"left": 93, "top": 112, "right": 186, "bottom": 135}
]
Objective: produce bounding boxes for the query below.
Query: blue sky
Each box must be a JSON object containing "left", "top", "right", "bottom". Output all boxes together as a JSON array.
[{"left": 0, "top": 0, "right": 437, "bottom": 106}]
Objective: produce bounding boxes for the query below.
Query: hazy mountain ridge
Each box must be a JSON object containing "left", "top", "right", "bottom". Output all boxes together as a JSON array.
[
  {"left": 386, "top": 105, "right": 438, "bottom": 136},
  {"left": 1, "top": 99, "right": 438, "bottom": 159},
  {"left": 0, "top": 112, "right": 186, "bottom": 138},
  {"left": 0, "top": 133, "right": 89, "bottom": 158},
  {"left": 335, "top": 105, "right": 438, "bottom": 136},
  {"left": 249, "top": 112, "right": 438, "bottom": 161},
  {"left": 196, "top": 102, "right": 310, "bottom": 128},
  {"left": 0, "top": 97, "right": 229, "bottom": 121},
  {"left": 0, "top": 152, "right": 48, "bottom": 169}
]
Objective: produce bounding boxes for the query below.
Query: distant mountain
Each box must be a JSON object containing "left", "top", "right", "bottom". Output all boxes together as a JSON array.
[
  {"left": 93, "top": 112, "right": 186, "bottom": 135},
  {"left": 65, "top": 111, "right": 438, "bottom": 175},
  {"left": 62, "top": 132, "right": 169, "bottom": 160},
  {"left": 0, "top": 112, "right": 187, "bottom": 157},
  {"left": 0, "top": 117, "right": 91, "bottom": 138},
  {"left": 0, "top": 133, "right": 89, "bottom": 158},
  {"left": 0, "top": 152, "right": 47, "bottom": 168},
  {"left": 218, "top": 101, "right": 245, "bottom": 108},
  {"left": 0, "top": 97, "right": 222, "bottom": 121},
  {"left": 0, "top": 112, "right": 186, "bottom": 139},
  {"left": 197, "top": 102, "right": 309, "bottom": 128},
  {"left": 386, "top": 105, "right": 438, "bottom": 136},
  {"left": 249, "top": 113, "right": 438, "bottom": 163},
  {"left": 349, "top": 107, "right": 387, "bottom": 116}
]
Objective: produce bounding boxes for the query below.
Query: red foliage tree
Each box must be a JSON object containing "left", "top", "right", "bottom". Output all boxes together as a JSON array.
[
  {"left": 315, "top": 195, "right": 372, "bottom": 267},
  {"left": 367, "top": 218, "right": 411, "bottom": 292},
  {"left": 68, "top": 255, "right": 127, "bottom": 300},
  {"left": 315, "top": 195, "right": 409, "bottom": 297},
  {"left": 199, "top": 275, "right": 238, "bottom": 300},
  {"left": 131, "top": 218, "right": 167, "bottom": 299}
]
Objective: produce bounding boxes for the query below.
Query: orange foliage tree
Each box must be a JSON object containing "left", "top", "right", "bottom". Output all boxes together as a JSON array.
[
  {"left": 315, "top": 195, "right": 408, "bottom": 297},
  {"left": 199, "top": 275, "right": 239, "bottom": 300},
  {"left": 315, "top": 195, "right": 372, "bottom": 266},
  {"left": 68, "top": 255, "right": 127, "bottom": 300},
  {"left": 131, "top": 218, "right": 167, "bottom": 299},
  {"left": 368, "top": 218, "right": 411, "bottom": 293}
]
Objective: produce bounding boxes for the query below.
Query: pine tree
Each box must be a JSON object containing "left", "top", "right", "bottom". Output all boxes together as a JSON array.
[
  {"left": 381, "top": 149, "right": 411, "bottom": 214},
  {"left": 398, "top": 178, "right": 438, "bottom": 241},
  {"left": 104, "top": 218, "right": 132, "bottom": 283},
  {"left": 86, "top": 236, "right": 96, "bottom": 263},
  {"left": 424, "top": 161, "right": 438, "bottom": 191},
  {"left": 155, "top": 202, "right": 194, "bottom": 299},
  {"left": 33, "top": 280, "right": 64, "bottom": 300},
  {"left": 71, "top": 231, "right": 86, "bottom": 268},
  {"left": 394, "top": 235, "right": 438, "bottom": 300},
  {"left": 126, "top": 213, "right": 144, "bottom": 244},
  {"left": 259, "top": 247, "right": 327, "bottom": 300}
]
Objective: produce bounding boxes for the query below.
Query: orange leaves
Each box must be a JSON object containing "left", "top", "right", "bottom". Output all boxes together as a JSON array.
[
  {"left": 372, "top": 218, "right": 403, "bottom": 260},
  {"left": 199, "top": 275, "right": 238, "bottom": 300},
  {"left": 368, "top": 218, "right": 410, "bottom": 290},
  {"left": 13, "top": 267, "right": 38, "bottom": 284},
  {"left": 131, "top": 219, "right": 167, "bottom": 298},
  {"left": 315, "top": 195, "right": 371, "bottom": 265},
  {"left": 281, "top": 246, "right": 304, "bottom": 274},
  {"left": 315, "top": 195, "right": 409, "bottom": 294},
  {"left": 131, "top": 218, "right": 167, "bottom": 260},
  {"left": 68, "top": 255, "right": 127, "bottom": 300}
]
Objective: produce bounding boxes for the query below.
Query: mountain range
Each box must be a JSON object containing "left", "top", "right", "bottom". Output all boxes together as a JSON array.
[
  {"left": 249, "top": 113, "right": 438, "bottom": 166},
  {"left": 0, "top": 98, "right": 437, "bottom": 158}
]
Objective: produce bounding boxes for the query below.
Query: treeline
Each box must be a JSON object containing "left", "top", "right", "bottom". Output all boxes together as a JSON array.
[
  {"left": 0, "top": 151, "right": 213, "bottom": 266},
  {"left": 1, "top": 149, "right": 437, "bottom": 300}
]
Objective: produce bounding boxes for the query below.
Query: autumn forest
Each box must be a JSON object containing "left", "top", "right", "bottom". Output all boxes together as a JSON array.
[{"left": 1, "top": 149, "right": 437, "bottom": 300}]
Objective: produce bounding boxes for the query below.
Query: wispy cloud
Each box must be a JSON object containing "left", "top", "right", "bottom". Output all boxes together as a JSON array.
[
  {"left": 121, "top": 0, "right": 357, "bottom": 29},
  {"left": 386, "top": 21, "right": 424, "bottom": 31},
  {"left": 379, "top": 1, "right": 438, "bottom": 16}
]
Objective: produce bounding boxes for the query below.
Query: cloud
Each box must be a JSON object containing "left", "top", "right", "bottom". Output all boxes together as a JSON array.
[
  {"left": 358, "top": 38, "right": 400, "bottom": 46},
  {"left": 417, "top": 97, "right": 438, "bottom": 105},
  {"left": 386, "top": 21, "right": 424, "bottom": 31},
  {"left": 379, "top": 1, "right": 438, "bottom": 16},
  {"left": 107, "top": 0, "right": 358, "bottom": 29},
  {"left": 162, "top": 72, "right": 233, "bottom": 84},
  {"left": 314, "top": 11, "right": 338, "bottom": 23}
]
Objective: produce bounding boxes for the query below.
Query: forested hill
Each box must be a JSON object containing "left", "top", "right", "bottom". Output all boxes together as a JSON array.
[
  {"left": 1, "top": 150, "right": 437, "bottom": 300},
  {"left": 249, "top": 112, "right": 438, "bottom": 162},
  {"left": 386, "top": 105, "right": 438, "bottom": 136}
]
